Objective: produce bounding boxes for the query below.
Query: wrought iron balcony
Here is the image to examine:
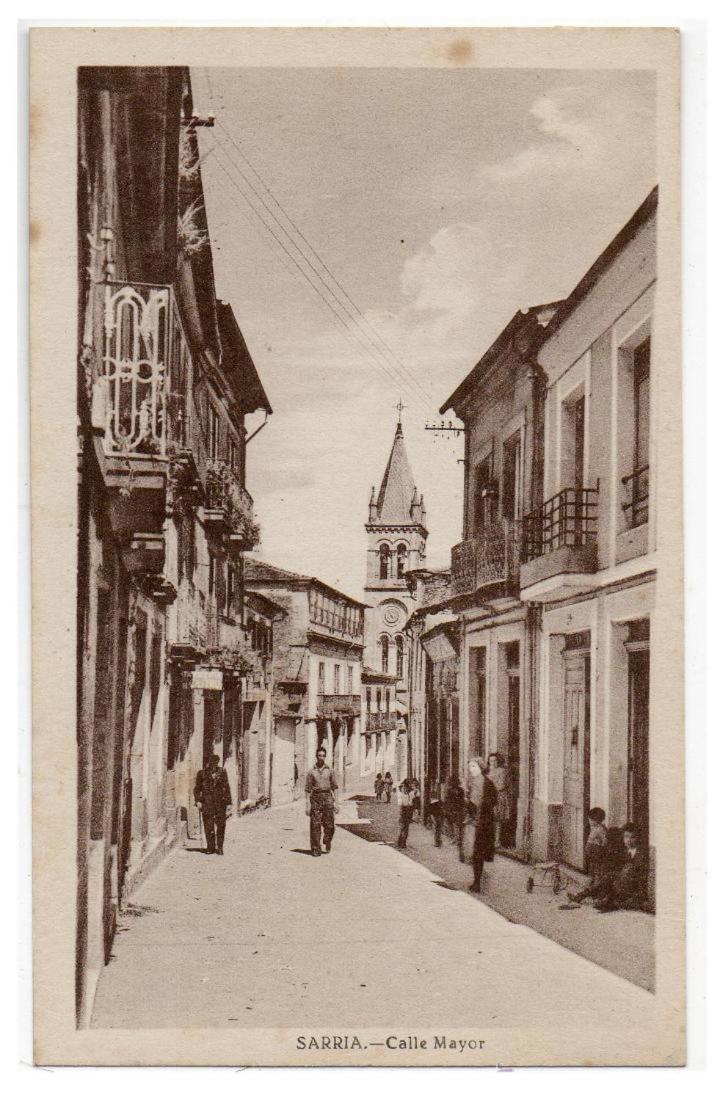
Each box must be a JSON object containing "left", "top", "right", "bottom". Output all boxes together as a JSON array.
[
  {"left": 90, "top": 281, "right": 172, "bottom": 458},
  {"left": 521, "top": 487, "right": 598, "bottom": 562},
  {"left": 450, "top": 519, "right": 520, "bottom": 599},
  {"left": 317, "top": 694, "right": 362, "bottom": 719},
  {"left": 621, "top": 465, "right": 649, "bottom": 530},
  {"left": 365, "top": 710, "right": 398, "bottom": 732},
  {"left": 204, "top": 459, "right": 259, "bottom": 548}
]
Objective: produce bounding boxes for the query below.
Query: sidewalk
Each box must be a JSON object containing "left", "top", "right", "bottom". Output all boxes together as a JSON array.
[
  {"left": 342, "top": 796, "right": 654, "bottom": 991},
  {"left": 91, "top": 794, "right": 655, "bottom": 1036}
]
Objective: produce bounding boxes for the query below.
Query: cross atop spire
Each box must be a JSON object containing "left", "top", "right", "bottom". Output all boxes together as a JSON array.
[{"left": 395, "top": 397, "right": 405, "bottom": 428}]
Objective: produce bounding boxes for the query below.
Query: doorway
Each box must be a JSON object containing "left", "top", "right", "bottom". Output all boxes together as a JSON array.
[
  {"left": 627, "top": 637, "right": 650, "bottom": 841},
  {"left": 506, "top": 646, "right": 521, "bottom": 848},
  {"left": 203, "top": 690, "right": 222, "bottom": 766},
  {"left": 562, "top": 633, "right": 591, "bottom": 869}
]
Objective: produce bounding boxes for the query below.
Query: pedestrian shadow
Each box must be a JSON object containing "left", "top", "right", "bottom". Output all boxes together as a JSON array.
[
  {"left": 184, "top": 846, "right": 212, "bottom": 855},
  {"left": 290, "top": 847, "right": 317, "bottom": 857}
]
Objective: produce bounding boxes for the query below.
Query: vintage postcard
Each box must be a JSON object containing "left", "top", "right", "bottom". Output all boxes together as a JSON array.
[{"left": 30, "top": 26, "right": 684, "bottom": 1066}]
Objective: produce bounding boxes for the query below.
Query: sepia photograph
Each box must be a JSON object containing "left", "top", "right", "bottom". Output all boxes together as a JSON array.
[{"left": 29, "top": 26, "right": 685, "bottom": 1066}]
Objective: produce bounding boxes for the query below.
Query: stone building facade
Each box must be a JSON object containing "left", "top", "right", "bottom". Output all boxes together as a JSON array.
[
  {"left": 76, "top": 66, "right": 273, "bottom": 1024},
  {"left": 243, "top": 560, "right": 366, "bottom": 799},
  {"left": 438, "top": 188, "right": 659, "bottom": 887}
]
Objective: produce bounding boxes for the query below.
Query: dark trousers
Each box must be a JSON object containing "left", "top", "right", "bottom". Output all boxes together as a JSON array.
[
  {"left": 310, "top": 794, "right": 335, "bottom": 854},
  {"left": 203, "top": 810, "right": 226, "bottom": 853},
  {"left": 397, "top": 805, "right": 413, "bottom": 848},
  {"left": 429, "top": 802, "right": 443, "bottom": 846}
]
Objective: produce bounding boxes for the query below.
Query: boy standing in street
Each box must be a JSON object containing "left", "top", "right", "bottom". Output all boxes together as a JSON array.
[
  {"left": 396, "top": 779, "right": 414, "bottom": 849},
  {"left": 305, "top": 745, "right": 339, "bottom": 857}
]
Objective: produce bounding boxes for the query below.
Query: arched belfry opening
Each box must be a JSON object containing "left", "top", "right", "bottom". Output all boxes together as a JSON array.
[{"left": 363, "top": 414, "right": 428, "bottom": 705}]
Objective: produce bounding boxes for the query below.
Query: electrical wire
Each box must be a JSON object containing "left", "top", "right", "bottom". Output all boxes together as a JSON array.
[
  {"left": 200, "top": 68, "right": 435, "bottom": 406},
  {"left": 206, "top": 142, "right": 434, "bottom": 407},
  {"left": 214, "top": 116, "right": 435, "bottom": 406}
]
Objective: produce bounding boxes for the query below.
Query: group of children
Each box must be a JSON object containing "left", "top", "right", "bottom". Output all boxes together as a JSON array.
[
  {"left": 376, "top": 766, "right": 649, "bottom": 912},
  {"left": 375, "top": 773, "right": 421, "bottom": 812},
  {"left": 569, "top": 807, "right": 649, "bottom": 912}
]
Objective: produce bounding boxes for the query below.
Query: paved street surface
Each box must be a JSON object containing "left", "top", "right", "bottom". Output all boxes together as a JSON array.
[
  {"left": 346, "top": 796, "right": 654, "bottom": 991},
  {"left": 92, "top": 795, "right": 655, "bottom": 1032}
]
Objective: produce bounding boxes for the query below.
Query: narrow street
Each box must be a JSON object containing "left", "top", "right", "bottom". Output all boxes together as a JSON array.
[{"left": 92, "top": 795, "right": 655, "bottom": 1033}]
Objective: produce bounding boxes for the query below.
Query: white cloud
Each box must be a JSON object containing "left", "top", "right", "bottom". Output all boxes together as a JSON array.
[{"left": 480, "top": 85, "right": 653, "bottom": 187}]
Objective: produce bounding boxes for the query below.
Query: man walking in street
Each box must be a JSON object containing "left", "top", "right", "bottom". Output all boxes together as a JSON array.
[
  {"left": 305, "top": 744, "right": 339, "bottom": 857},
  {"left": 194, "top": 753, "right": 232, "bottom": 855}
]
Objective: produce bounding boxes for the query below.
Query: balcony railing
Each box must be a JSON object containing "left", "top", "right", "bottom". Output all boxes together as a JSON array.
[
  {"left": 521, "top": 487, "right": 598, "bottom": 562},
  {"left": 365, "top": 710, "right": 398, "bottom": 732},
  {"left": 205, "top": 459, "right": 258, "bottom": 547},
  {"left": 93, "top": 281, "right": 172, "bottom": 457},
  {"left": 621, "top": 465, "right": 649, "bottom": 530},
  {"left": 317, "top": 694, "right": 362, "bottom": 718},
  {"left": 450, "top": 519, "right": 520, "bottom": 598}
]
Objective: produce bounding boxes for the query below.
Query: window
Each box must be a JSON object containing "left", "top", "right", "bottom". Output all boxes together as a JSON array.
[
  {"left": 366, "top": 687, "right": 371, "bottom": 712},
  {"left": 318, "top": 662, "right": 325, "bottom": 694},
  {"left": 397, "top": 543, "right": 407, "bottom": 578},
  {"left": 208, "top": 403, "right": 220, "bottom": 461},
  {"left": 379, "top": 543, "right": 390, "bottom": 580},
  {"left": 226, "top": 563, "right": 235, "bottom": 618},
  {"left": 229, "top": 436, "right": 237, "bottom": 472},
  {"left": 395, "top": 635, "right": 404, "bottom": 679},
  {"left": 572, "top": 397, "right": 586, "bottom": 488},
  {"left": 630, "top": 338, "right": 650, "bottom": 527},
  {"left": 334, "top": 664, "right": 341, "bottom": 694},
  {"left": 385, "top": 688, "right": 390, "bottom": 714},
  {"left": 347, "top": 664, "right": 354, "bottom": 693},
  {"left": 208, "top": 553, "right": 215, "bottom": 597},
  {"left": 380, "top": 635, "right": 389, "bottom": 674},
  {"left": 502, "top": 434, "right": 522, "bottom": 521},
  {"left": 473, "top": 458, "right": 494, "bottom": 535},
  {"left": 476, "top": 648, "right": 487, "bottom": 758}
]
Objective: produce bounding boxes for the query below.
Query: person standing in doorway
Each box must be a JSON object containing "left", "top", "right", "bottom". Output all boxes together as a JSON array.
[
  {"left": 194, "top": 753, "right": 232, "bottom": 855},
  {"left": 467, "top": 757, "right": 497, "bottom": 893},
  {"left": 487, "top": 752, "right": 510, "bottom": 848},
  {"left": 305, "top": 745, "right": 339, "bottom": 857}
]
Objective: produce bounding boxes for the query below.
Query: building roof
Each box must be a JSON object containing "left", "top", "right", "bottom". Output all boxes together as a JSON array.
[
  {"left": 440, "top": 186, "right": 658, "bottom": 417},
  {"left": 538, "top": 186, "right": 658, "bottom": 344},
  {"left": 217, "top": 301, "right": 273, "bottom": 415},
  {"left": 243, "top": 558, "right": 367, "bottom": 609},
  {"left": 439, "top": 301, "right": 561, "bottom": 416},
  {"left": 245, "top": 589, "right": 286, "bottom": 620},
  {"left": 372, "top": 421, "right": 422, "bottom": 526}
]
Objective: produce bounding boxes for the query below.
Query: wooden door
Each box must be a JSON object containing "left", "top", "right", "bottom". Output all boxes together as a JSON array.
[
  {"left": 507, "top": 672, "right": 520, "bottom": 847},
  {"left": 628, "top": 649, "right": 650, "bottom": 839},
  {"left": 562, "top": 649, "right": 591, "bottom": 869}
]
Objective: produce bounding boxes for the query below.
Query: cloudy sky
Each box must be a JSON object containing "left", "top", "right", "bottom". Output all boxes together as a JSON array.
[{"left": 193, "top": 67, "right": 655, "bottom": 600}]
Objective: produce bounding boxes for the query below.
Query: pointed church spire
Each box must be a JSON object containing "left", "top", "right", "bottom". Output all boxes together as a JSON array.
[{"left": 374, "top": 416, "right": 420, "bottom": 526}]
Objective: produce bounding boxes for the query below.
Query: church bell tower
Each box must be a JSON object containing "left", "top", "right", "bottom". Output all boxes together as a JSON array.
[{"left": 364, "top": 410, "right": 428, "bottom": 701}]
